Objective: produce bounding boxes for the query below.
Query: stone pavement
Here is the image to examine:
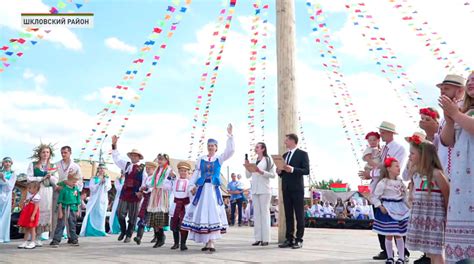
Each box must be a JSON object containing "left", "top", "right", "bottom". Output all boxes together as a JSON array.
[{"left": 0, "top": 227, "right": 421, "bottom": 263}]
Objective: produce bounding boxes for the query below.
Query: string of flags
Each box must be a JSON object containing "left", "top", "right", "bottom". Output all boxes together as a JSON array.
[
  {"left": 258, "top": 3, "right": 269, "bottom": 143},
  {"left": 187, "top": 1, "right": 233, "bottom": 160},
  {"left": 390, "top": 0, "right": 471, "bottom": 75},
  {"left": 79, "top": 0, "right": 188, "bottom": 160},
  {"left": 196, "top": 0, "right": 238, "bottom": 157},
  {"left": 1, "top": 0, "right": 88, "bottom": 73},
  {"left": 246, "top": 0, "right": 269, "bottom": 159},
  {"left": 306, "top": 0, "right": 365, "bottom": 167},
  {"left": 345, "top": 2, "right": 423, "bottom": 124},
  {"left": 103, "top": 1, "right": 192, "bottom": 163}
]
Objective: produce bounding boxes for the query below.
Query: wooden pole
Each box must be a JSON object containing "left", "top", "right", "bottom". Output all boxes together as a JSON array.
[{"left": 276, "top": 0, "right": 297, "bottom": 243}]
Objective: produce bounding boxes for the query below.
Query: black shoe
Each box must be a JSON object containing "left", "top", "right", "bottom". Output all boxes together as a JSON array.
[
  {"left": 414, "top": 254, "right": 431, "bottom": 264},
  {"left": 292, "top": 241, "right": 303, "bottom": 249},
  {"left": 133, "top": 237, "right": 141, "bottom": 245},
  {"left": 180, "top": 244, "right": 188, "bottom": 251},
  {"left": 49, "top": 241, "right": 59, "bottom": 248},
  {"left": 67, "top": 239, "right": 72, "bottom": 244},
  {"left": 123, "top": 237, "right": 131, "bottom": 243},
  {"left": 385, "top": 258, "right": 395, "bottom": 264},
  {"left": 209, "top": 247, "right": 216, "bottom": 253},
  {"left": 395, "top": 259, "right": 405, "bottom": 264},
  {"left": 373, "top": 251, "right": 388, "bottom": 260},
  {"left": 252, "top": 241, "right": 262, "bottom": 246},
  {"left": 201, "top": 247, "right": 209, "bottom": 251},
  {"left": 278, "top": 240, "right": 294, "bottom": 248},
  {"left": 238, "top": 223, "right": 242, "bottom": 227},
  {"left": 261, "top": 242, "right": 269, "bottom": 246},
  {"left": 150, "top": 236, "right": 157, "bottom": 243},
  {"left": 170, "top": 244, "right": 179, "bottom": 250},
  {"left": 70, "top": 240, "right": 79, "bottom": 247},
  {"left": 118, "top": 233, "right": 125, "bottom": 241}
]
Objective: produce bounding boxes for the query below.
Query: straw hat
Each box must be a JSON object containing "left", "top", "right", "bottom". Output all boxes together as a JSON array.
[
  {"left": 127, "top": 149, "right": 144, "bottom": 160},
  {"left": 404, "top": 131, "right": 427, "bottom": 143},
  {"left": 145, "top": 161, "right": 158, "bottom": 168},
  {"left": 436, "top": 74, "right": 465, "bottom": 88},
  {"left": 177, "top": 161, "right": 192, "bottom": 171},
  {"left": 377, "top": 121, "right": 397, "bottom": 134}
]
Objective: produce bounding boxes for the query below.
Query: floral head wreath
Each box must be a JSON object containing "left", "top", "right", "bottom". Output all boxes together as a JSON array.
[
  {"left": 419, "top": 107, "right": 440, "bottom": 120},
  {"left": 365, "top": 131, "right": 380, "bottom": 140},
  {"left": 384, "top": 157, "right": 398, "bottom": 168},
  {"left": 407, "top": 134, "right": 423, "bottom": 145}
]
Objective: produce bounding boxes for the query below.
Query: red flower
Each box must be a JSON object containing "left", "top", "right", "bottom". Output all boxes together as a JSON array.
[
  {"left": 384, "top": 157, "right": 398, "bottom": 167},
  {"left": 420, "top": 108, "right": 439, "bottom": 119},
  {"left": 408, "top": 135, "right": 422, "bottom": 145}
]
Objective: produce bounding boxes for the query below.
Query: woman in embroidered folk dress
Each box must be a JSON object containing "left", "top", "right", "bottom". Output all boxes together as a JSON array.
[
  {"left": 0, "top": 157, "right": 17, "bottom": 243},
  {"left": 80, "top": 163, "right": 111, "bottom": 237},
  {"left": 439, "top": 72, "right": 474, "bottom": 263},
  {"left": 146, "top": 154, "right": 174, "bottom": 248},
  {"left": 182, "top": 124, "right": 235, "bottom": 252},
  {"left": 372, "top": 157, "right": 410, "bottom": 264},
  {"left": 405, "top": 135, "right": 449, "bottom": 264},
  {"left": 26, "top": 144, "right": 58, "bottom": 246},
  {"left": 109, "top": 173, "right": 124, "bottom": 235}
]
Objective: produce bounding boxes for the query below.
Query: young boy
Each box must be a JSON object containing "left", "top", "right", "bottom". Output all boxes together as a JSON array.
[
  {"left": 134, "top": 161, "right": 157, "bottom": 245},
  {"left": 50, "top": 172, "right": 81, "bottom": 247},
  {"left": 168, "top": 161, "right": 193, "bottom": 251}
]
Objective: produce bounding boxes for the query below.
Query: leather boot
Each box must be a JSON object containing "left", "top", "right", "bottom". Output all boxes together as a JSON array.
[
  {"left": 134, "top": 225, "right": 144, "bottom": 245},
  {"left": 180, "top": 230, "right": 188, "bottom": 251},
  {"left": 170, "top": 230, "right": 179, "bottom": 250}
]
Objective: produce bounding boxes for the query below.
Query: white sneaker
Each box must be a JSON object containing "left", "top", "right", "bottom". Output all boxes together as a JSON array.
[
  {"left": 25, "top": 241, "right": 36, "bottom": 249},
  {"left": 17, "top": 241, "right": 28, "bottom": 249},
  {"left": 35, "top": 239, "right": 43, "bottom": 247}
]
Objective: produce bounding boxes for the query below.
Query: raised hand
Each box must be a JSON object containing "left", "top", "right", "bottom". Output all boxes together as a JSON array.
[
  {"left": 227, "top": 123, "right": 233, "bottom": 135},
  {"left": 438, "top": 95, "right": 459, "bottom": 118},
  {"left": 112, "top": 135, "right": 119, "bottom": 146}
]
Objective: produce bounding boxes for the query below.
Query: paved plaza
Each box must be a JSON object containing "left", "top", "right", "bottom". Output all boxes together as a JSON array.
[{"left": 0, "top": 227, "right": 422, "bottom": 263}]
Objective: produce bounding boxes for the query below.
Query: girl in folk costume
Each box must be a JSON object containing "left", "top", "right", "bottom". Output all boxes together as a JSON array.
[
  {"left": 26, "top": 143, "right": 58, "bottom": 246},
  {"left": 80, "top": 163, "right": 111, "bottom": 237},
  {"left": 109, "top": 173, "right": 124, "bottom": 235},
  {"left": 17, "top": 182, "right": 41, "bottom": 249},
  {"left": 146, "top": 153, "right": 174, "bottom": 248},
  {"left": 419, "top": 107, "right": 440, "bottom": 124},
  {"left": 182, "top": 124, "right": 235, "bottom": 253},
  {"left": 0, "top": 157, "right": 17, "bottom": 243},
  {"left": 168, "top": 161, "right": 193, "bottom": 251},
  {"left": 134, "top": 161, "right": 158, "bottom": 245},
  {"left": 362, "top": 131, "right": 382, "bottom": 172},
  {"left": 439, "top": 71, "right": 474, "bottom": 264},
  {"left": 245, "top": 142, "right": 276, "bottom": 246},
  {"left": 405, "top": 136, "right": 449, "bottom": 264},
  {"left": 372, "top": 157, "right": 410, "bottom": 264}
]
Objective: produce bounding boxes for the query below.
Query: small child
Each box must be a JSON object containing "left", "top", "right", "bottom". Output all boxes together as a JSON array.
[
  {"left": 50, "top": 172, "right": 81, "bottom": 247},
  {"left": 362, "top": 132, "right": 382, "bottom": 172},
  {"left": 372, "top": 157, "right": 410, "bottom": 264},
  {"left": 17, "top": 181, "right": 41, "bottom": 249},
  {"left": 419, "top": 107, "right": 440, "bottom": 123},
  {"left": 134, "top": 161, "right": 158, "bottom": 245},
  {"left": 405, "top": 135, "right": 449, "bottom": 264},
  {"left": 167, "top": 161, "right": 193, "bottom": 251}
]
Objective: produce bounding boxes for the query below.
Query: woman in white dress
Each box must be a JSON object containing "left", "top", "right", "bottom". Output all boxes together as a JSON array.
[
  {"left": 80, "top": 164, "right": 111, "bottom": 236},
  {"left": 109, "top": 173, "right": 124, "bottom": 234},
  {"left": 245, "top": 142, "right": 275, "bottom": 246},
  {"left": 26, "top": 143, "right": 58, "bottom": 246},
  {"left": 181, "top": 124, "right": 235, "bottom": 252},
  {"left": 0, "top": 157, "right": 17, "bottom": 243}
]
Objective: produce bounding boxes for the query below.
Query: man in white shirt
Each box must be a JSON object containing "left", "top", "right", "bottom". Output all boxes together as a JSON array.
[
  {"left": 358, "top": 121, "right": 408, "bottom": 261},
  {"left": 51, "top": 146, "right": 83, "bottom": 239}
]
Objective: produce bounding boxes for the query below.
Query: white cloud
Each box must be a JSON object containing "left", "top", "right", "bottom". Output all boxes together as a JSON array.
[
  {"left": 104, "top": 37, "right": 137, "bottom": 54},
  {"left": 83, "top": 86, "right": 139, "bottom": 104},
  {"left": 22, "top": 68, "right": 47, "bottom": 91},
  {"left": 0, "top": 0, "right": 83, "bottom": 50}
]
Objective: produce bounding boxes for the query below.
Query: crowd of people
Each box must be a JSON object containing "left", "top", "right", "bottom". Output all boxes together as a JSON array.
[
  {"left": 0, "top": 72, "right": 473, "bottom": 263},
  {"left": 305, "top": 197, "right": 373, "bottom": 220}
]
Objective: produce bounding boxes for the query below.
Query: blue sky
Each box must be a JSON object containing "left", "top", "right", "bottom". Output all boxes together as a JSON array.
[{"left": 1, "top": 0, "right": 473, "bottom": 190}]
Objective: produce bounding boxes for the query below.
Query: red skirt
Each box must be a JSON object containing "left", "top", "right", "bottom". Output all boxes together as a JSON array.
[{"left": 18, "top": 202, "right": 40, "bottom": 228}]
